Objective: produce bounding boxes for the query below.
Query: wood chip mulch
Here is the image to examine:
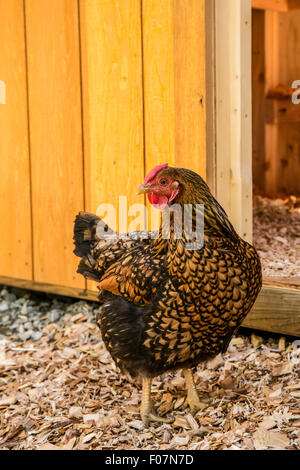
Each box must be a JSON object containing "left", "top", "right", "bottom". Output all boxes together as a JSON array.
[
  {"left": 253, "top": 195, "right": 300, "bottom": 278},
  {"left": 0, "top": 314, "right": 299, "bottom": 450}
]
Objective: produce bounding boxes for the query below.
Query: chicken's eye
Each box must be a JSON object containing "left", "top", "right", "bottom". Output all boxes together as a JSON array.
[{"left": 159, "top": 178, "right": 168, "bottom": 186}]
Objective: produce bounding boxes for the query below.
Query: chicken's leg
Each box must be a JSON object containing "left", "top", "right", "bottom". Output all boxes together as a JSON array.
[
  {"left": 183, "top": 369, "right": 207, "bottom": 415},
  {"left": 140, "top": 377, "right": 174, "bottom": 427}
]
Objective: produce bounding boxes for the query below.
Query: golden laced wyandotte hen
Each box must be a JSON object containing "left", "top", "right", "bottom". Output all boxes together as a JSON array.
[{"left": 73, "top": 164, "right": 262, "bottom": 426}]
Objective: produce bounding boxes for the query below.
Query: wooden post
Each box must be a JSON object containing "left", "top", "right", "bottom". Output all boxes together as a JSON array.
[
  {"left": 214, "top": 0, "right": 253, "bottom": 242},
  {"left": 205, "top": 0, "right": 216, "bottom": 195}
]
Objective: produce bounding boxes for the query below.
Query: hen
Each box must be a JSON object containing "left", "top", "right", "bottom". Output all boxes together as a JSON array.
[{"left": 73, "top": 165, "right": 262, "bottom": 425}]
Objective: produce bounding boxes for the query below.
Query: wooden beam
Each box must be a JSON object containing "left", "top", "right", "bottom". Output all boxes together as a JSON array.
[
  {"left": 215, "top": 0, "right": 253, "bottom": 242},
  {"left": 243, "top": 285, "right": 300, "bottom": 337},
  {"left": 252, "top": 0, "right": 300, "bottom": 11},
  {"left": 263, "top": 277, "right": 300, "bottom": 289},
  {"left": 0, "top": 275, "right": 99, "bottom": 302}
]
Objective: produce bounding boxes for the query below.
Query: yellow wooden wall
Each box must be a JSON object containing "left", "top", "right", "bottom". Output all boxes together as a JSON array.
[{"left": 0, "top": 0, "right": 207, "bottom": 293}]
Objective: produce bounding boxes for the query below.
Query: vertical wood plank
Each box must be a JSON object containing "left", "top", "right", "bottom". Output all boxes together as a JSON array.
[
  {"left": 277, "top": 124, "right": 300, "bottom": 195},
  {"left": 264, "top": 10, "right": 279, "bottom": 196},
  {"left": 142, "top": 0, "right": 207, "bottom": 231},
  {"left": 173, "top": 0, "right": 207, "bottom": 178},
  {"left": 142, "top": 0, "right": 207, "bottom": 178},
  {"left": 205, "top": 0, "right": 217, "bottom": 195},
  {"left": 215, "top": 0, "right": 231, "bottom": 215},
  {"left": 0, "top": 0, "right": 32, "bottom": 279},
  {"left": 25, "top": 0, "right": 85, "bottom": 287},
  {"left": 142, "top": 0, "right": 175, "bottom": 174},
  {"left": 142, "top": 0, "right": 175, "bottom": 232},
  {"left": 252, "top": 9, "right": 266, "bottom": 193},
  {"left": 79, "top": 0, "right": 145, "bottom": 290},
  {"left": 80, "top": 0, "right": 144, "bottom": 217},
  {"left": 142, "top": 0, "right": 206, "bottom": 177},
  {"left": 231, "top": 0, "right": 252, "bottom": 241},
  {"left": 215, "top": 0, "right": 253, "bottom": 241}
]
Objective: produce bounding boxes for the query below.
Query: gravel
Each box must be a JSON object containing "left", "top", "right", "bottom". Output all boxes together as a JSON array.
[{"left": 0, "top": 286, "right": 99, "bottom": 342}]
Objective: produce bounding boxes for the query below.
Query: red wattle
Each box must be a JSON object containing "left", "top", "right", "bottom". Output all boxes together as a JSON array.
[{"left": 147, "top": 193, "right": 169, "bottom": 210}]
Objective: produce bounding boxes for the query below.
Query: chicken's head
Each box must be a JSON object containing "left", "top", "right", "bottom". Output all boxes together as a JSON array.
[{"left": 136, "top": 164, "right": 180, "bottom": 210}]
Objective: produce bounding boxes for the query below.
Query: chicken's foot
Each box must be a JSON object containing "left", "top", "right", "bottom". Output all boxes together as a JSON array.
[
  {"left": 183, "top": 368, "right": 207, "bottom": 415},
  {"left": 140, "top": 377, "right": 174, "bottom": 427}
]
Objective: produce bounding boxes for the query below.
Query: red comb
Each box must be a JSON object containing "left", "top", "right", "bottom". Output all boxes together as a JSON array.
[{"left": 143, "top": 163, "right": 168, "bottom": 184}]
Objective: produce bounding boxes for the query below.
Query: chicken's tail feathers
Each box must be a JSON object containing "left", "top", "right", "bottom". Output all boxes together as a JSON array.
[
  {"left": 73, "top": 211, "right": 117, "bottom": 282},
  {"left": 76, "top": 259, "right": 101, "bottom": 282},
  {"left": 73, "top": 211, "right": 101, "bottom": 258}
]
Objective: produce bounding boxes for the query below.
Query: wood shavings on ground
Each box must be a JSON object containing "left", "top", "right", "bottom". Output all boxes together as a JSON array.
[
  {"left": 253, "top": 195, "right": 300, "bottom": 278},
  {"left": 0, "top": 312, "right": 300, "bottom": 450}
]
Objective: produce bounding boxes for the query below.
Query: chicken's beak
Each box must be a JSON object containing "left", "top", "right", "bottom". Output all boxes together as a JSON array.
[{"left": 136, "top": 183, "right": 149, "bottom": 196}]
